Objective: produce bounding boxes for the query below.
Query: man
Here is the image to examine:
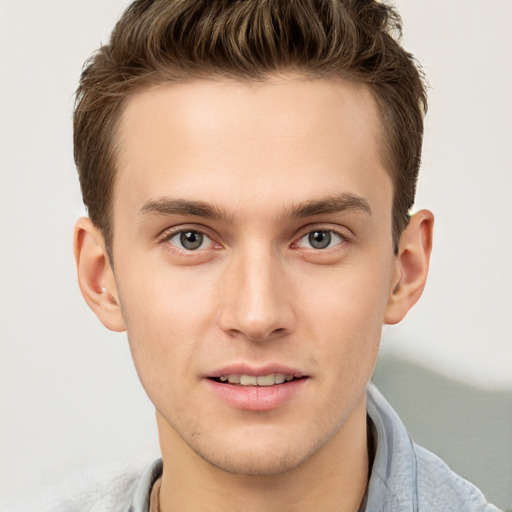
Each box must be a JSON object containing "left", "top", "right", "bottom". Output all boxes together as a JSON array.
[{"left": 71, "top": 0, "right": 501, "bottom": 511}]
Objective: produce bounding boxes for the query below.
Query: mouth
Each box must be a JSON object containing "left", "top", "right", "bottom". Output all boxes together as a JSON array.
[
  {"left": 206, "top": 365, "right": 309, "bottom": 411},
  {"left": 209, "top": 373, "right": 304, "bottom": 387}
]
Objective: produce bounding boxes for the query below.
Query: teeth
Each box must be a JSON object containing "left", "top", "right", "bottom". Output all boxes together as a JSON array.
[
  {"left": 218, "top": 373, "right": 296, "bottom": 386},
  {"left": 275, "top": 373, "right": 286, "bottom": 384},
  {"left": 240, "top": 375, "right": 258, "bottom": 386},
  {"left": 257, "top": 374, "right": 275, "bottom": 387}
]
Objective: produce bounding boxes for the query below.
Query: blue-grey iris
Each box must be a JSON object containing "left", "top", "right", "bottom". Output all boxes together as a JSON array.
[
  {"left": 180, "top": 231, "right": 203, "bottom": 250},
  {"left": 308, "top": 230, "right": 331, "bottom": 249}
]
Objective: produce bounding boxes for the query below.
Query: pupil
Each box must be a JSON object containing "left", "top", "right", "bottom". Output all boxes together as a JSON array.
[
  {"left": 180, "top": 231, "right": 203, "bottom": 250},
  {"left": 309, "top": 230, "right": 331, "bottom": 249}
]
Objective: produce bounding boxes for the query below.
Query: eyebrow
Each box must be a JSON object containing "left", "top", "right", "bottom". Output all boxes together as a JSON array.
[
  {"left": 138, "top": 193, "right": 371, "bottom": 222},
  {"left": 285, "top": 193, "right": 372, "bottom": 219},
  {"left": 139, "top": 198, "right": 232, "bottom": 221}
]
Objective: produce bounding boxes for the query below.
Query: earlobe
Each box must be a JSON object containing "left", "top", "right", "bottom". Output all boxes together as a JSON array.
[
  {"left": 384, "top": 210, "right": 434, "bottom": 325},
  {"left": 73, "top": 218, "right": 126, "bottom": 332}
]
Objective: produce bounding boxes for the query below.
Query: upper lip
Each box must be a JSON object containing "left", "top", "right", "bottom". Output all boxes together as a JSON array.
[{"left": 207, "top": 363, "right": 306, "bottom": 379}]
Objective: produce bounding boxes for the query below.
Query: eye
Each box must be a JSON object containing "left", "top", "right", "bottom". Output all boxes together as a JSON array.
[
  {"left": 296, "top": 230, "right": 345, "bottom": 250},
  {"left": 167, "top": 230, "right": 215, "bottom": 251}
]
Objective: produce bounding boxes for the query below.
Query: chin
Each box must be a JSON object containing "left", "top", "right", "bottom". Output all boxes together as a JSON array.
[
  {"left": 202, "top": 446, "right": 308, "bottom": 476},
  {"left": 190, "top": 425, "right": 333, "bottom": 477}
]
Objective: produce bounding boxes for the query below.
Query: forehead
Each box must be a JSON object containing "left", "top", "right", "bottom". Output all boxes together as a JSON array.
[{"left": 114, "top": 76, "right": 391, "bottom": 221}]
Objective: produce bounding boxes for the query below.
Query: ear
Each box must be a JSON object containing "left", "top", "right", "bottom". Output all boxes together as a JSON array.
[
  {"left": 73, "top": 217, "right": 126, "bottom": 332},
  {"left": 384, "top": 210, "right": 434, "bottom": 325}
]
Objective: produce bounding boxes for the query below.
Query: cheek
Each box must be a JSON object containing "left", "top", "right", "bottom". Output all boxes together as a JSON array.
[
  {"left": 115, "top": 264, "right": 218, "bottom": 384},
  {"left": 296, "top": 258, "right": 393, "bottom": 366},
  {"left": 118, "top": 255, "right": 217, "bottom": 328}
]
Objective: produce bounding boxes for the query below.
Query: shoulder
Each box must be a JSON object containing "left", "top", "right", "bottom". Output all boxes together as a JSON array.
[
  {"left": 7, "top": 460, "right": 146, "bottom": 512},
  {"left": 365, "top": 384, "right": 502, "bottom": 512},
  {"left": 413, "top": 441, "right": 502, "bottom": 511}
]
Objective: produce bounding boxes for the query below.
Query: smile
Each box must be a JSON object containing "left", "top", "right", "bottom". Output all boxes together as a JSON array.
[
  {"left": 207, "top": 372, "right": 308, "bottom": 411},
  {"left": 213, "top": 373, "right": 298, "bottom": 386}
]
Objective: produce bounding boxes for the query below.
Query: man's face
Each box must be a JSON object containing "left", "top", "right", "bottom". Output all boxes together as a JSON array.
[{"left": 111, "top": 77, "right": 398, "bottom": 475}]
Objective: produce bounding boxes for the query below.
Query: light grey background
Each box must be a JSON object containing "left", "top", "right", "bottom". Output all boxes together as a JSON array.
[{"left": 1, "top": 0, "right": 511, "bottom": 508}]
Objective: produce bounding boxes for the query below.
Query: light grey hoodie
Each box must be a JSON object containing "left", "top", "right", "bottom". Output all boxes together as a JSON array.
[{"left": 364, "top": 384, "right": 501, "bottom": 511}]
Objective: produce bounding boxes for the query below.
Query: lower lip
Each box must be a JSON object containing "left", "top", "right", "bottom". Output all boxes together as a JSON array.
[{"left": 205, "top": 378, "right": 308, "bottom": 412}]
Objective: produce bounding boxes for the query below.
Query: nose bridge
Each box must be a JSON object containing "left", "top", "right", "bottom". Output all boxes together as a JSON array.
[{"left": 218, "top": 241, "right": 292, "bottom": 341}]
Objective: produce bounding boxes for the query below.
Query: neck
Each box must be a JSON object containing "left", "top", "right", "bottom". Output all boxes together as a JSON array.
[{"left": 158, "top": 397, "right": 369, "bottom": 512}]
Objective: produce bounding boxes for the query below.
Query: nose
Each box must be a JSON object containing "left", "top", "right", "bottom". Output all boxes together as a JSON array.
[{"left": 217, "top": 245, "right": 295, "bottom": 343}]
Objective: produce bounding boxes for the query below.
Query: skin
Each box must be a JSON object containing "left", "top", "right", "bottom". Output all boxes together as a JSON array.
[{"left": 75, "top": 76, "right": 433, "bottom": 512}]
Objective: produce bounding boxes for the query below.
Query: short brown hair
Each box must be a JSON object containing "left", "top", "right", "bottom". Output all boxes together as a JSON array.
[{"left": 74, "top": 0, "right": 427, "bottom": 257}]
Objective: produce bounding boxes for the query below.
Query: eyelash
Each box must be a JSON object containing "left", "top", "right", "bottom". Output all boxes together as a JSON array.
[
  {"left": 158, "top": 226, "right": 218, "bottom": 253},
  {"left": 157, "top": 226, "right": 350, "bottom": 254},
  {"left": 293, "top": 229, "right": 347, "bottom": 251}
]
